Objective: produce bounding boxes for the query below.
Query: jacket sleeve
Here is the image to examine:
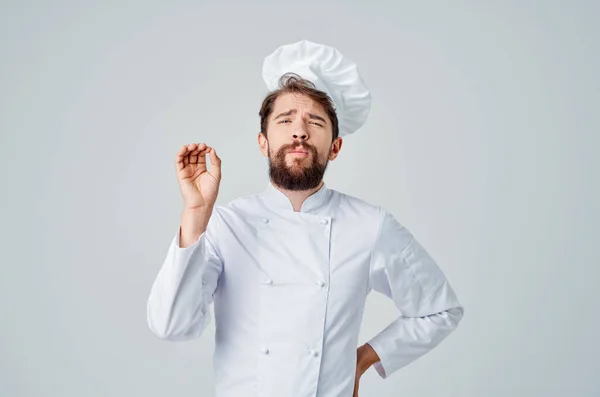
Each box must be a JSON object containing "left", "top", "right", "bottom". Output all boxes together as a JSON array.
[
  {"left": 146, "top": 210, "right": 223, "bottom": 341},
  {"left": 366, "top": 208, "right": 464, "bottom": 379}
]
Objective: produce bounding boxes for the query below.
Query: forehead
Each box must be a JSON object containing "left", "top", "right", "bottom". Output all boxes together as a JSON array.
[{"left": 271, "top": 92, "right": 326, "bottom": 117}]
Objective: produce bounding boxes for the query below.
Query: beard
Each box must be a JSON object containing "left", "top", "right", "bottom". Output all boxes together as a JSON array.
[{"left": 268, "top": 141, "right": 330, "bottom": 191}]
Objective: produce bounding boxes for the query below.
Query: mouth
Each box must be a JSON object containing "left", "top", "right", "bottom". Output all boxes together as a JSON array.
[
  {"left": 289, "top": 146, "right": 310, "bottom": 154},
  {"left": 289, "top": 150, "right": 309, "bottom": 157}
]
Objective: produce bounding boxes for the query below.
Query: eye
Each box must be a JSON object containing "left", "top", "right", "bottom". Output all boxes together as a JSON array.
[
  {"left": 309, "top": 121, "right": 324, "bottom": 127},
  {"left": 278, "top": 119, "right": 292, "bottom": 124}
]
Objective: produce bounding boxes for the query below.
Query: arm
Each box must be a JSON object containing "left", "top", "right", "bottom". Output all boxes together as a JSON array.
[
  {"left": 146, "top": 208, "right": 223, "bottom": 341},
  {"left": 366, "top": 209, "right": 464, "bottom": 379}
]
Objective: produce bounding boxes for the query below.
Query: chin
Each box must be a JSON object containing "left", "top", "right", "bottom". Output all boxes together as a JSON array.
[
  {"left": 286, "top": 158, "right": 308, "bottom": 167},
  {"left": 285, "top": 165, "right": 306, "bottom": 175}
]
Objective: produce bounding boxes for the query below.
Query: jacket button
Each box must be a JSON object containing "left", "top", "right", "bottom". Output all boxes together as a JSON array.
[
  {"left": 264, "top": 279, "right": 273, "bottom": 285},
  {"left": 261, "top": 347, "right": 269, "bottom": 354},
  {"left": 262, "top": 218, "right": 269, "bottom": 223},
  {"left": 316, "top": 280, "right": 325, "bottom": 287},
  {"left": 320, "top": 219, "right": 329, "bottom": 225},
  {"left": 308, "top": 349, "right": 319, "bottom": 357}
]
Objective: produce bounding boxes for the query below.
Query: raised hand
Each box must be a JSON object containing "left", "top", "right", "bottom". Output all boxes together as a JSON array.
[{"left": 175, "top": 143, "right": 222, "bottom": 210}]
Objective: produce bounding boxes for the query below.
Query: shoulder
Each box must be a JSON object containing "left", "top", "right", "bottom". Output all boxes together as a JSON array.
[
  {"left": 328, "top": 188, "right": 384, "bottom": 218},
  {"left": 330, "top": 188, "right": 411, "bottom": 240},
  {"left": 211, "top": 191, "right": 267, "bottom": 222},
  {"left": 216, "top": 191, "right": 263, "bottom": 210},
  {"left": 203, "top": 192, "right": 265, "bottom": 247}
]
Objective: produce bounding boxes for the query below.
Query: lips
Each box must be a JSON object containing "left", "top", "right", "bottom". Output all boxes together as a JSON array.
[{"left": 289, "top": 146, "right": 310, "bottom": 154}]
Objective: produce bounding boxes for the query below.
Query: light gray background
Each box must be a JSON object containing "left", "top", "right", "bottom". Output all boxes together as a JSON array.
[{"left": 1, "top": 1, "right": 598, "bottom": 396}]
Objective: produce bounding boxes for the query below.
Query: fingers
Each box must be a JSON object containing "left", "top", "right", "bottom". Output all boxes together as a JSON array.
[
  {"left": 208, "top": 147, "right": 222, "bottom": 179},
  {"left": 189, "top": 143, "right": 209, "bottom": 164},
  {"left": 176, "top": 143, "right": 212, "bottom": 171}
]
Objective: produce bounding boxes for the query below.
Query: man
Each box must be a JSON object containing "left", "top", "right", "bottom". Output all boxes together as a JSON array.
[{"left": 147, "top": 40, "right": 464, "bottom": 397}]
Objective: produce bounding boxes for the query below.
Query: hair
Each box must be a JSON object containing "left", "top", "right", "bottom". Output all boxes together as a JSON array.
[{"left": 259, "top": 72, "right": 339, "bottom": 141}]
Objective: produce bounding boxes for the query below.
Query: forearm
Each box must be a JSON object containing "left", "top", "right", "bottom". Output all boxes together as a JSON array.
[
  {"left": 179, "top": 206, "right": 212, "bottom": 248},
  {"left": 147, "top": 222, "right": 221, "bottom": 341},
  {"left": 367, "top": 306, "right": 463, "bottom": 378}
]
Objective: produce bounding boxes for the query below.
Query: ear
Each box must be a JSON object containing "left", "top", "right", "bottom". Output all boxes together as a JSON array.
[
  {"left": 328, "top": 137, "right": 343, "bottom": 161},
  {"left": 258, "top": 132, "right": 269, "bottom": 157}
]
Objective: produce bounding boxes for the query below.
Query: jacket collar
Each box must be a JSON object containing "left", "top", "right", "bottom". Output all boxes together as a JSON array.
[{"left": 264, "top": 180, "right": 331, "bottom": 213}]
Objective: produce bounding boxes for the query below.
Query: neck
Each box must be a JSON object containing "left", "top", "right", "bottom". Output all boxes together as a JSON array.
[{"left": 271, "top": 180, "right": 324, "bottom": 212}]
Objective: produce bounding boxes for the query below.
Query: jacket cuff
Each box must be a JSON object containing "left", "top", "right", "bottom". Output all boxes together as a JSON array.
[{"left": 365, "top": 340, "right": 390, "bottom": 379}]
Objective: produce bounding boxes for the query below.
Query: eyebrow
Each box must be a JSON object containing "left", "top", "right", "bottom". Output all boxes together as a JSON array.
[{"left": 273, "top": 109, "right": 327, "bottom": 124}]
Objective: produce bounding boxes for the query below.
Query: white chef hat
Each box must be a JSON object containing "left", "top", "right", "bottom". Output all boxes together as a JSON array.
[{"left": 262, "top": 40, "right": 372, "bottom": 138}]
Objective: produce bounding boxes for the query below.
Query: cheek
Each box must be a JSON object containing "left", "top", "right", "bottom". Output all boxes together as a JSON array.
[
  {"left": 315, "top": 140, "right": 332, "bottom": 156},
  {"left": 265, "top": 135, "right": 287, "bottom": 154},
  {"left": 268, "top": 142, "right": 284, "bottom": 157}
]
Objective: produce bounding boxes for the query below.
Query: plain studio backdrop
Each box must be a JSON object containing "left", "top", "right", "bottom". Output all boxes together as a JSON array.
[{"left": 1, "top": 1, "right": 598, "bottom": 396}]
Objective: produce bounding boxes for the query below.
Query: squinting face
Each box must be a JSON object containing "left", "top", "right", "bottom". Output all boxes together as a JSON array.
[{"left": 258, "top": 93, "right": 342, "bottom": 190}]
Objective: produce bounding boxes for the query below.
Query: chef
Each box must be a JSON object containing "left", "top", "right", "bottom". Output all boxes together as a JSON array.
[{"left": 147, "top": 40, "right": 464, "bottom": 397}]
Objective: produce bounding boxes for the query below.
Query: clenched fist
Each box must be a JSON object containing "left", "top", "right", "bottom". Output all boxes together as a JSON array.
[{"left": 176, "top": 143, "right": 222, "bottom": 210}]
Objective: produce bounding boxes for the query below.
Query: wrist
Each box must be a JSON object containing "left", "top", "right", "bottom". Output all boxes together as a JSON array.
[
  {"left": 179, "top": 207, "right": 212, "bottom": 247},
  {"left": 357, "top": 343, "right": 380, "bottom": 371},
  {"left": 183, "top": 204, "right": 213, "bottom": 214}
]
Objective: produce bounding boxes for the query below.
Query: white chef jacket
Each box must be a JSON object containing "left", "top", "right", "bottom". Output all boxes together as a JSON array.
[{"left": 147, "top": 182, "right": 464, "bottom": 397}]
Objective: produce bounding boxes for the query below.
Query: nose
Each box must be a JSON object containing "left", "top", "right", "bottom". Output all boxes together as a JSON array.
[
  {"left": 292, "top": 133, "right": 308, "bottom": 141},
  {"left": 292, "top": 121, "right": 309, "bottom": 141}
]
